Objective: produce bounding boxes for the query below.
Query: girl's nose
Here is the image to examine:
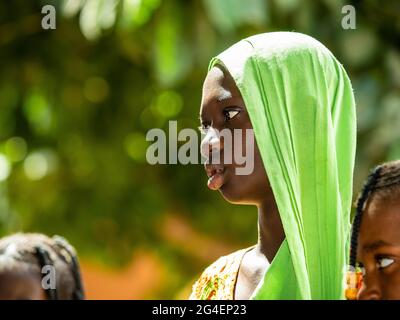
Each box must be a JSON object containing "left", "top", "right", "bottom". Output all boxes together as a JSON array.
[
  {"left": 200, "top": 127, "right": 223, "bottom": 159},
  {"left": 357, "top": 274, "right": 381, "bottom": 300}
]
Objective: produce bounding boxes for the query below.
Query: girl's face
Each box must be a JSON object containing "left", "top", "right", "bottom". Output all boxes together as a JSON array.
[
  {"left": 357, "top": 197, "right": 400, "bottom": 300},
  {"left": 199, "top": 66, "right": 271, "bottom": 205},
  {"left": 0, "top": 269, "right": 46, "bottom": 300}
]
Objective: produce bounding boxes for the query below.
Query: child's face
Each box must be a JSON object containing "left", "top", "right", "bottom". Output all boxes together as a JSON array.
[
  {"left": 357, "top": 197, "right": 400, "bottom": 300},
  {"left": 200, "top": 66, "right": 270, "bottom": 205},
  {"left": 0, "top": 269, "right": 46, "bottom": 300}
]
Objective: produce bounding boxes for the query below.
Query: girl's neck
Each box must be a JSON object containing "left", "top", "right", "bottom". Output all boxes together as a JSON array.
[{"left": 256, "top": 198, "right": 285, "bottom": 263}]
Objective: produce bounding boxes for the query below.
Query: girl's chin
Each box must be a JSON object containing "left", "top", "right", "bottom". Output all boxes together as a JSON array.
[
  {"left": 218, "top": 180, "right": 262, "bottom": 205},
  {"left": 219, "top": 184, "right": 251, "bottom": 205}
]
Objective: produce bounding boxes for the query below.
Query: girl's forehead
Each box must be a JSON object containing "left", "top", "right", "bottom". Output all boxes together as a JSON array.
[
  {"left": 366, "top": 196, "right": 400, "bottom": 218},
  {"left": 203, "top": 67, "right": 227, "bottom": 95},
  {"left": 360, "top": 205, "right": 400, "bottom": 246},
  {"left": 0, "top": 269, "right": 45, "bottom": 300},
  {"left": 201, "top": 70, "right": 236, "bottom": 109}
]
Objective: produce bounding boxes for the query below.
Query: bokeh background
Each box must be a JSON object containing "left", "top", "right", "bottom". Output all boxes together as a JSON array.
[{"left": 0, "top": 0, "right": 399, "bottom": 299}]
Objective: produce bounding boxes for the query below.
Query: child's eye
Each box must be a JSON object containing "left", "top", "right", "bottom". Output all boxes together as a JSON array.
[
  {"left": 377, "top": 257, "right": 394, "bottom": 269},
  {"left": 223, "top": 108, "right": 240, "bottom": 122}
]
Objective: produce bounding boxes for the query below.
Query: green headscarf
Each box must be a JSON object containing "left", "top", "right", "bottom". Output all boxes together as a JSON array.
[{"left": 209, "top": 32, "right": 356, "bottom": 300}]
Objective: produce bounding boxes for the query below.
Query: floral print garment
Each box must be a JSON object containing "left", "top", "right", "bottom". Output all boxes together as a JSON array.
[{"left": 189, "top": 247, "right": 254, "bottom": 300}]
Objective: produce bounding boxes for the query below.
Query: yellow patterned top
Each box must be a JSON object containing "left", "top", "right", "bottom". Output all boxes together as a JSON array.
[{"left": 189, "top": 246, "right": 254, "bottom": 300}]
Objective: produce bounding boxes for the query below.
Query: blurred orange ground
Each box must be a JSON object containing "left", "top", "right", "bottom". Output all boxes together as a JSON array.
[
  {"left": 80, "top": 250, "right": 165, "bottom": 300},
  {"left": 79, "top": 214, "right": 240, "bottom": 299}
]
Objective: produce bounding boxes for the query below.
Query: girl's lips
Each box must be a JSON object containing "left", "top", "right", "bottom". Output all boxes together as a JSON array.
[
  {"left": 207, "top": 171, "right": 224, "bottom": 190},
  {"left": 206, "top": 167, "right": 225, "bottom": 190}
]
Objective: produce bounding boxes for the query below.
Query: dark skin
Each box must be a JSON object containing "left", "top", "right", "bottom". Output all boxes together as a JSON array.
[
  {"left": 357, "top": 196, "right": 400, "bottom": 300},
  {"left": 0, "top": 269, "right": 46, "bottom": 300},
  {"left": 200, "top": 66, "right": 285, "bottom": 299}
]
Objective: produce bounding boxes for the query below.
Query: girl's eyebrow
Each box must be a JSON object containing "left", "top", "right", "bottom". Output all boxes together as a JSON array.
[{"left": 362, "top": 240, "right": 394, "bottom": 252}]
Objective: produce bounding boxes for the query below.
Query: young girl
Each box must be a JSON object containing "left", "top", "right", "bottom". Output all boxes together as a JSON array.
[
  {"left": 191, "top": 32, "right": 356, "bottom": 300},
  {"left": 0, "top": 233, "right": 85, "bottom": 300},
  {"left": 347, "top": 160, "right": 400, "bottom": 300}
]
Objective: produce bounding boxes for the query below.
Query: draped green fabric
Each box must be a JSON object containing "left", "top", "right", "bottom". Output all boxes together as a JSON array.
[{"left": 209, "top": 32, "right": 356, "bottom": 299}]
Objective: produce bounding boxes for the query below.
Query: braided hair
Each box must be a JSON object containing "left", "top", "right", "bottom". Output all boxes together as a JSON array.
[
  {"left": 0, "top": 233, "right": 85, "bottom": 300},
  {"left": 349, "top": 160, "right": 400, "bottom": 269}
]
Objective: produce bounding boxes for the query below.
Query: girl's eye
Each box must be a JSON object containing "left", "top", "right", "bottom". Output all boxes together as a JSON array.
[
  {"left": 378, "top": 257, "right": 394, "bottom": 269},
  {"left": 223, "top": 109, "right": 240, "bottom": 121}
]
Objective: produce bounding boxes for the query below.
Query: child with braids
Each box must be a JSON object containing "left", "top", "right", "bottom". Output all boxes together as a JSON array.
[
  {"left": 346, "top": 160, "right": 400, "bottom": 300},
  {"left": 0, "top": 233, "right": 85, "bottom": 300}
]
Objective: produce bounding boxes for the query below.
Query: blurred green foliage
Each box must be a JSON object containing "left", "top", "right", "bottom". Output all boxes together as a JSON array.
[{"left": 0, "top": 0, "right": 399, "bottom": 298}]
